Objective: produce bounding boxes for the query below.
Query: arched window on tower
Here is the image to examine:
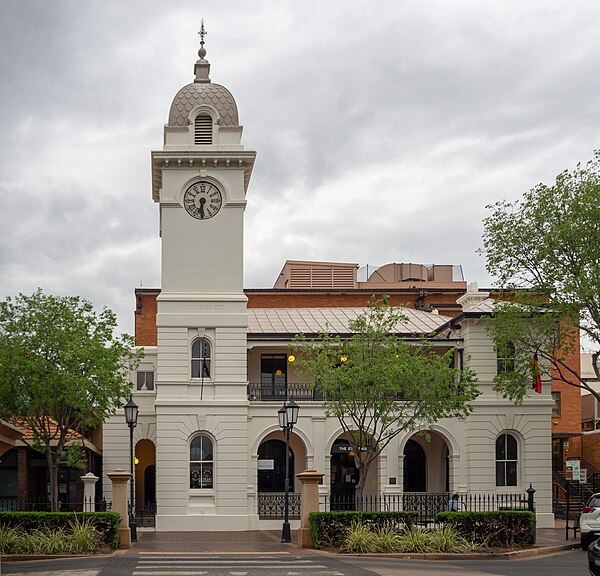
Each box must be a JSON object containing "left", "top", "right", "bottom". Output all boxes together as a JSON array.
[
  {"left": 495, "top": 433, "right": 518, "bottom": 487},
  {"left": 191, "top": 338, "right": 211, "bottom": 379},
  {"left": 190, "top": 434, "right": 214, "bottom": 489},
  {"left": 194, "top": 114, "right": 213, "bottom": 144}
]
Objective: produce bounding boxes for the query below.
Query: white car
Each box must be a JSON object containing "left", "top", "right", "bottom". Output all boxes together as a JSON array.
[{"left": 580, "top": 493, "right": 600, "bottom": 550}]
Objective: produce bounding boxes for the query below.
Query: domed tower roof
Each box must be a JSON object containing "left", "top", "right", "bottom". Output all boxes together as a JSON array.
[{"left": 167, "top": 23, "right": 239, "bottom": 128}]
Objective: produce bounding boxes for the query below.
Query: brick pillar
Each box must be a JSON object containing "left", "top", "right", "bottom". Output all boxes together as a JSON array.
[{"left": 17, "top": 447, "right": 28, "bottom": 502}]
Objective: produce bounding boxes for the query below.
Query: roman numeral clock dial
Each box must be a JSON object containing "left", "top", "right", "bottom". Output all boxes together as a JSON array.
[{"left": 183, "top": 181, "right": 223, "bottom": 220}]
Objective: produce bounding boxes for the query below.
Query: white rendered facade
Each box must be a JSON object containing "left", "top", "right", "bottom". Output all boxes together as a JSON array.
[{"left": 102, "top": 45, "right": 555, "bottom": 530}]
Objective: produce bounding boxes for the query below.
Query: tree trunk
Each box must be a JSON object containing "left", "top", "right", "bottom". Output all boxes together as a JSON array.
[{"left": 46, "top": 450, "right": 60, "bottom": 512}]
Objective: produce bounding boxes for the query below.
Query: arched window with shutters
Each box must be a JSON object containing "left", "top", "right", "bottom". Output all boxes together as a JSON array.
[
  {"left": 191, "top": 338, "right": 211, "bottom": 379},
  {"left": 495, "top": 433, "right": 518, "bottom": 487},
  {"left": 194, "top": 114, "right": 213, "bottom": 144},
  {"left": 189, "top": 434, "right": 214, "bottom": 489}
]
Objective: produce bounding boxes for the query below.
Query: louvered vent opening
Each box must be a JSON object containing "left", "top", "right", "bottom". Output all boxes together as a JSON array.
[
  {"left": 195, "top": 115, "right": 213, "bottom": 144},
  {"left": 288, "top": 266, "right": 356, "bottom": 288}
]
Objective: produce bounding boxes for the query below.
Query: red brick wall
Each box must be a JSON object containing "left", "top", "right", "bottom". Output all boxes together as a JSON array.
[
  {"left": 551, "top": 320, "right": 582, "bottom": 466},
  {"left": 135, "top": 290, "right": 159, "bottom": 346},
  {"left": 246, "top": 290, "right": 464, "bottom": 316}
]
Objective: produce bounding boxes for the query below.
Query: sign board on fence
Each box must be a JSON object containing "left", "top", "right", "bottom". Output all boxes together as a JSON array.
[
  {"left": 566, "top": 458, "right": 581, "bottom": 481},
  {"left": 581, "top": 468, "right": 588, "bottom": 484}
]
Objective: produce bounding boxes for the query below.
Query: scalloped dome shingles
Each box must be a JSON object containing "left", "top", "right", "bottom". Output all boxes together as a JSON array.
[{"left": 168, "top": 83, "right": 239, "bottom": 127}]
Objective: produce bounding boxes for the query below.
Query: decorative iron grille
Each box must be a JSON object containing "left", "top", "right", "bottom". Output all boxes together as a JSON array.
[{"left": 258, "top": 492, "right": 301, "bottom": 519}]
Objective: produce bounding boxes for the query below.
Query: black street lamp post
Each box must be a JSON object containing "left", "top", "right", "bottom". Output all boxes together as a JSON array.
[
  {"left": 278, "top": 399, "right": 299, "bottom": 543},
  {"left": 124, "top": 397, "right": 139, "bottom": 543}
]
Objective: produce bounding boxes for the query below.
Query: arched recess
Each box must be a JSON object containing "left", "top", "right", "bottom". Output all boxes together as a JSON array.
[
  {"left": 402, "top": 430, "right": 452, "bottom": 493},
  {"left": 256, "top": 429, "right": 307, "bottom": 494},
  {"left": 328, "top": 430, "right": 379, "bottom": 502},
  {"left": 134, "top": 439, "right": 156, "bottom": 509}
]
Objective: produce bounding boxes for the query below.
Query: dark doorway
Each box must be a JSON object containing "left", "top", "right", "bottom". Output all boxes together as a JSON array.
[
  {"left": 552, "top": 438, "right": 564, "bottom": 472},
  {"left": 258, "top": 439, "right": 294, "bottom": 492},
  {"left": 144, "top": 465, "right": 156, "bottom": 504},
  {"left": 404, "top": 439, "right": 426, "bottom": 492},
  {"left": 330, "top": 439, "right": 359, "bottom": 509}
]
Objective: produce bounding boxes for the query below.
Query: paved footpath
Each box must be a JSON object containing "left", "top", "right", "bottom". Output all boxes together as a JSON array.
[{"left": 0, "top": 526, "right": 582, "bottom": 576}]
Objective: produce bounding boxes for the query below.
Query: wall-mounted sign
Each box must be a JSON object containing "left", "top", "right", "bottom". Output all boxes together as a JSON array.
[
  {"left": 566, "top": 458, "right": 581, "bottom": 481},
  {"left": 257, "top": 459, "right": 274, "bottom": 470}
]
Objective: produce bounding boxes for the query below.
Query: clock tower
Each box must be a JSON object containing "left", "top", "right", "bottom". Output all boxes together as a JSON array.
[{"left": 150, "top": 28, "right": 256, "bottom": 530}]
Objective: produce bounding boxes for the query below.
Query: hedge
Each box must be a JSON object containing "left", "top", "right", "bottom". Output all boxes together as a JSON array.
[
  {"left": 435, "top": 510, "right": 536, "bottom": 548},
  {"left": 309, "top": 511, "right": 418, "bottom": 549},
  {"left": 0, "top": 512, "right": 121, "bottom": 549}
]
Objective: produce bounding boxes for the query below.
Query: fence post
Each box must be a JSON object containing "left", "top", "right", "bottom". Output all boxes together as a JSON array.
[
  {"left": 108, "top": 468, "right": 132, "bottom": 549},
  {"left": 526, "top": 484, "right": 535, "bottom": 512},
  {"left": 82, "top": 472, "right": 99, "bottom": 512},
  {"left": 296, "top": 468, "right": 324, "bottom": 549}
]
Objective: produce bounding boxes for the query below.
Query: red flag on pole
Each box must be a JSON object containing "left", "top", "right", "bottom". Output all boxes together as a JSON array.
[{"left": 531, "top": 352, "right": 542, "bottom": 394}]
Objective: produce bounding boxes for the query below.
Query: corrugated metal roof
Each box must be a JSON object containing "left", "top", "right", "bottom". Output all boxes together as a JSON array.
[{"left": 248, "top": 307, "right": 451, "bottom": 336}]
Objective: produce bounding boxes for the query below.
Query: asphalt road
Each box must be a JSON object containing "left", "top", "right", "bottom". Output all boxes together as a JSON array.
[{"left": 0, "top": 549, "right": 590, "bottom": 576}]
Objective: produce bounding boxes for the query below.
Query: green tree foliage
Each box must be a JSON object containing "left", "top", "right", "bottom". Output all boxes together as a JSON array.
[
  {"left": 482, "top": 151, "right": 600, "bottom": 403},
  {"left": 0, "top": 289, "right": 141, "bottom": 509},
  {"left": 293, "top": 298, "right": 479, "bottom": 498}
]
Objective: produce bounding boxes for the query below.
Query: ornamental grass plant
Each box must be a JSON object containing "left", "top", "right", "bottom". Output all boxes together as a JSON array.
[{"left": 0, "top": 516, "right": 105, "bottom": 555}]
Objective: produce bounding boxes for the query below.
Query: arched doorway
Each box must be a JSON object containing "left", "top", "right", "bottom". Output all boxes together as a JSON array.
[
  {"left": 134, "top": 439, "right": 156, "bottom": 527},
  {"left": 403, "top": 439, "right": 426, "bottom": 492},
  {"left": 330, "top": 439, "right": 359, "bottom": 508},
  {"left": 258, "top": 439, "right": 294, "bottom": 492}
]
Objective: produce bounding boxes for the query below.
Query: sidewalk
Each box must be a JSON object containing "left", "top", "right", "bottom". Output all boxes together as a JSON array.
[{"left": 126, "top": 524, "right": 581, "bottom": 557}]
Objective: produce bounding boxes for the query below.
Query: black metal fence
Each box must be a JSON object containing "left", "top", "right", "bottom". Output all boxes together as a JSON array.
[
  {"left": 258, "top": 493, "right": 302, "bottom": 519},
  {"left": 320, "top": 491, "right": 535, "bottom": 525},
  {"left": 0, "top": 496, "right": 111, "bottom": 513}
]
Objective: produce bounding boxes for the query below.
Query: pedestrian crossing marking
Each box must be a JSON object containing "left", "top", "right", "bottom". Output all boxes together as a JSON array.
[{"left": 132, "top": 553, "right": 338, "bottom": 575}]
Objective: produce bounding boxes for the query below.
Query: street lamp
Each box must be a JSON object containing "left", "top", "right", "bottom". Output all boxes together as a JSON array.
[
  {"left": 278, "top": 399, "right": 299, "bottom": 543},
  {"left": 124, "top": 397, "right": 139, "bottom": 543}
]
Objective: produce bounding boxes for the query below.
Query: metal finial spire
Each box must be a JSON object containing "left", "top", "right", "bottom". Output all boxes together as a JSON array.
[{"left": 198, "top": 20, "right": 207, "bottom": 59}]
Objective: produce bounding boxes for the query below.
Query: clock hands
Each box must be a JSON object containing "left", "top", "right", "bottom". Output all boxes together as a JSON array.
[{"left": 199, "top": 197, "right": 206, "bottom": 219}]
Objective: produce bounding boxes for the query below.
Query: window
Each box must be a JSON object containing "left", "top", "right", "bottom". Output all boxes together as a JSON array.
[
  {"left": 260, "top": 354, "right": 287, "bottom": 399},
  {"left": 190, "top": 434, "right": 213, "bottom": 489},
  {"left": 551, "top": 391, "right": 561, "bottom": 416},
  {"left": 496, "top": 433, "right": 518, "bottom": 487},
  {"left": 191, "top": 338, "right": 211, "bottom": 379},
  {"left": 194, "top": 114, "right": 212, "bottom": 144},
  {"left": 497, "top": 342, "right": 515, "bottom": 374},
  {"left": 136, "top": 371, "right": 155, "bottom": 391}
]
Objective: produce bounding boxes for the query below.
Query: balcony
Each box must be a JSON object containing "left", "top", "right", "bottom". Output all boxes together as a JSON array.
[{"left": 247, "top": 382, "right": 323, "bottom": 402}]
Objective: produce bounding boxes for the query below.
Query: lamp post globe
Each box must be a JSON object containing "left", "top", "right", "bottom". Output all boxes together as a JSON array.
[{"left": 124, "top": 397, "right": 139, "bottom": 543}]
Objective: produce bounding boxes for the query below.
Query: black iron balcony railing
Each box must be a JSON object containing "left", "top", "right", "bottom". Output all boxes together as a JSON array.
[{"left": 247, "top": 382, "right": 323, "bottom": 402}]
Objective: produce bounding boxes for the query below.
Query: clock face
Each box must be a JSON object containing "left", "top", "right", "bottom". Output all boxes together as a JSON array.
[{"left": 183, "top": 181, "right": 223, "bottom": 220}]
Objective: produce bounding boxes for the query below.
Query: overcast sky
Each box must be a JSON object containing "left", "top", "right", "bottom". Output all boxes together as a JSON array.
[{"left": 1, "top": 0, "right": 599, "bottom": 336}]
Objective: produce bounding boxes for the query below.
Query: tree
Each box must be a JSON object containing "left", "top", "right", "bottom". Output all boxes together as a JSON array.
[
  {"left": 0, "top": 289, "right": 141, "bottom": 509},
  {"left": 482, "top": 151, "right": 600, "bottom": 403},
  {"left": 292, "top": 297, "right": 479, "bottom": 499}
]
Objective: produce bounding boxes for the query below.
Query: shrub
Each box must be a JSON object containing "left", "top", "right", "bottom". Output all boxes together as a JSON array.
[
  {"left": 398, "top": 526, "right": 431, "bottom": 553},
  {"left": 0, "top": 525, "right": 25, "bottom": 554},
  {"left": 435, "top": 510, "right": 535, "bottom": 548},
  {"left": 68, "top": 516, "right": 103, "bottom": 553},
  {"left": 342, "top": 522, "right": 378, "bottom": 553},
  {"left": 372, "top": 526, "right": 403, "bottom": 553},
  {"left": 0, "top": 512, "right": 120, "bottom": 553},
  {"left": 310, "top": 511, "right": 417, "bottom": 549}
]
